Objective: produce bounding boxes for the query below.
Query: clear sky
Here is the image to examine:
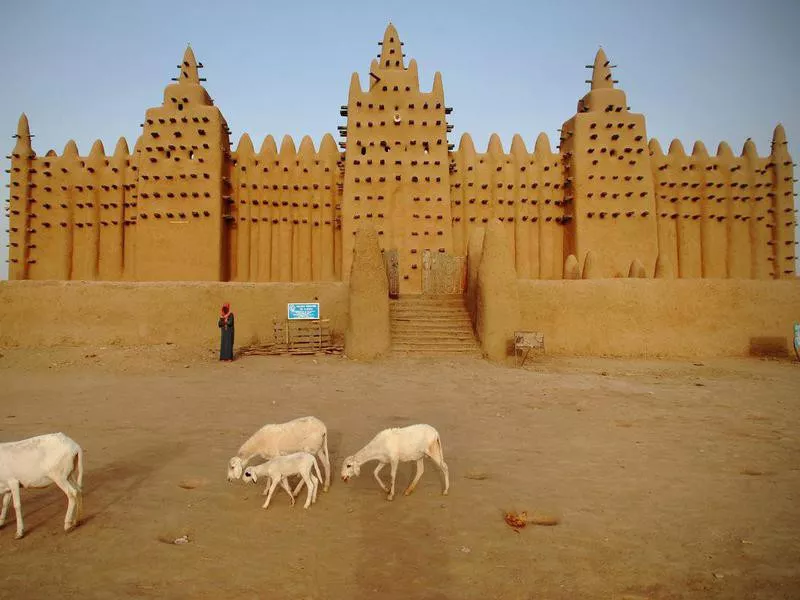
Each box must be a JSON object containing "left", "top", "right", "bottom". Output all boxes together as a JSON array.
[{"left": 2, "top": 0, "right": 798, "bottom": 279}]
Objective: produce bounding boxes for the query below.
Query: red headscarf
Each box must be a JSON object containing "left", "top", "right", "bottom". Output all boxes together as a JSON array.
[{"left": 220, "top": 303, "right": 233, "bottom": 320}]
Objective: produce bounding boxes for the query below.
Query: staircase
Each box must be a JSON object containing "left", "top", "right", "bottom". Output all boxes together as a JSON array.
[{"left": 389, "top": 295, "right": 481, "bottom": 356}]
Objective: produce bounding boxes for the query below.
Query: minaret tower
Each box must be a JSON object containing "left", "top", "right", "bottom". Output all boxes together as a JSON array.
[
  {"left": 7, "top": 114, "right": 34, "bottom": 279},
  {"left": 135, "top": 46, "right": 232, "bottom": 281},
  {"left": 340, "top": 23, "right": 453, "bottom": 294},
  {"left": 560, "top": 49, "right": 658, "bottom": 277}
]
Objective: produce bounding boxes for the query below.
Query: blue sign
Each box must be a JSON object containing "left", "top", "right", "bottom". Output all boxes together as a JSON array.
[{"left": 288, "top": 303, "right": 320, "bottom": 320}]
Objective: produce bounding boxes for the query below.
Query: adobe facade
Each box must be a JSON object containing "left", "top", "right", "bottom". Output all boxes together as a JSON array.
[{"left": 6, "top": 24, "right": 796, "bottom": 292}]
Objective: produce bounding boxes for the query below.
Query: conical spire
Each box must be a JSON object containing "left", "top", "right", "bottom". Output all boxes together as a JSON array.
[
  {"left": 564, "top": 254, "right": 580, "bottom": 279},
  {"left": 379, "top": 23, "right": 404, "bottom": 69},
  {"left": 654, "top": 254, "right": 674, "bottom": 279},
  {"left": 258, "top": 135, "right": 278, "bottom": 158},
  {"left": 716, "top": 141, "right": 734, "bottom": 158},
  {"left": 12, "top": 113, "right": 32, "bottom": 156},
  {"left": 87, "top": 139, "right": 106, "bottom": 170},
  {"left": 111, "top": 137, "right": 129, "bottom": 168},
  {"left": 487, "top": 133, "right": 504, "bottom": 156},
  {"left": 319, "top": 133, "right": 339, "bottom": 161},
  {"left": 278, "top": 135, "right": 297, "bottom": 161},
  {"left": 15, "top": 113, "right": 30, "bottom": 141},
  {"left": 691, "top": 141, "right": 709, "bottom": 158},
  {"left": 348, "top": 72, "right": 362, "bottom": 102},
  {"left": 235, "top": 133, "right": 254, "bottom": 155},
  {"left": 113, "top": 136, "right": 130, "bottom": 157},
  {"left": 89, "top": 139, "right": 105, "bottom": 157},
  {"left": 457, "top": 132, "right": 476, "bottom": 156},
  {"left": 648, "top": 138, "right": 664, "bottom": 157},
  {"left": 579, "top": 48, "right": 626, "bottom": 113},
  {"left": 407, "top": 59, "right": 419, "bottom": 86},
  {"left": 63, "top": 139, "right": 79, "bottom": 157},
  {"left": 741, "top": 138, "right": 758, "bottom": 159},
  {"left": 533, "top": 132, "right": 552, "bottom": 157},
  {"left": 510, "top": 134, "right": 528, "bottom": 159},
  {"left": 581, "top": 250, "right": 600, "bottom": 279},
  {"left": 432, "top": 71, "right": 444, "bottom": 99},
  {"left": 628, "top": 258, "right": 647, "bottom": 278},
  {"left": 771, "top": 123, "right": 788, "bottom": 155},
  {"left": 179, "top": 45, "right": 200, "bottom": 83},
  {"left": 668, "top": 139, "right": 686, "bottom": 156},
  {"left": 590, "top": 48, "right": 614, "bottom": 90},
  {"left": 298, "top": 135, "right": 316, "bottom": 161}
]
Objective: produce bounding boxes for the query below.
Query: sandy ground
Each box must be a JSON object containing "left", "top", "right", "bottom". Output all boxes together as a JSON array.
[{"left": 0, "top": 345, "right": 798, "bottom": 600}]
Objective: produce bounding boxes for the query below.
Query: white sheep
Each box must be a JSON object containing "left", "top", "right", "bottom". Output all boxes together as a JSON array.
[
  {"left": 227, "top": 416, "right": 330, "bottom": 492},
  {"left": 243, "top": 452, "right": 322, "bottom": 509},
  {"left": 0, "top": 432, "right": 84, "bottom": 539},
  {"left": 341, "top": 424, "right": 449, "bottom": 501}
]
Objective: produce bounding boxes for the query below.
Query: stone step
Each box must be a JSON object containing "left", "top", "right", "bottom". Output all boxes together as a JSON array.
[
  {"left": 392, "top": 294, "right": 464, "bottom": 301},
  {"left": 390, "top": 314, "right": 470, "bottom": 322},
  {"left": 392, "top": 336, "right": 476, "bottom": 347},
  {"left": 391, "top": 318, "right": 474, "bottom": 327},
  {"left": 390, "top": 346, "right": 481, "bottom": 356},
  {"left": 392, "top": 333, "right": 475, "bottom": 345},
  {"left": 388, "top": 295, "right": 478, "bottom": 356},
  {"left": 391, "top": 346, "right": 481, "bottom": 356},
  {"left": 390, "top": 305, "right": 468, "bottom": 312},
  {"left": 391, "top": 342, "right": 479, "bottom": 349},
  {"left": 390, "top": 303, "right": 466, "bottom": 311},
  {"left": 392, "top": 325, "right": 475, "bottom": 334}
]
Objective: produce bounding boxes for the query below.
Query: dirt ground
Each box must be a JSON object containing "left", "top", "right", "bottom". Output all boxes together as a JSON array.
[{"left": 0, "top": 345, "right": 798, "bottom": 600}]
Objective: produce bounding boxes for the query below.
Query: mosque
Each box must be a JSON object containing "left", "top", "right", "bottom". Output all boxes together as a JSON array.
[{"left": 6, "top": 24, "right": 796, "bottom": 295}]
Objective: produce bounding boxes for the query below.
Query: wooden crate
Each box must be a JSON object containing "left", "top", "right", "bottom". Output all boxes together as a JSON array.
[{"left": 273, "top": 319, "right": 332, "bottom": 355}]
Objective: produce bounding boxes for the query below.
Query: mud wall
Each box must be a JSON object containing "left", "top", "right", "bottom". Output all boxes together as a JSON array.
[
  {"left": 0, "top": 281, "right": 347, "bottom": 348},
  {"left": 450, "top": 132, "right": 566, "bottom": 281},
  {"left": 518, "top": 279, "right": 800, "bottom": 357},
  {"left": 230, "top": 133, "right": 342, "bottom": 283}
]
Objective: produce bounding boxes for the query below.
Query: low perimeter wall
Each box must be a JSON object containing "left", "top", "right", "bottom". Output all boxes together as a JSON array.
[
  {"left": 2, "top": 279, "right": 799, "bottom": 358},
  {"left": 0, "top": 281, "right": 348, "bottom": 348},
  {"left": 517, "top": 279, "right": 800, "bottom": 358}
]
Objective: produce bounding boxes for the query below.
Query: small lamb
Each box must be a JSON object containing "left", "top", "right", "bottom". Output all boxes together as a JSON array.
[
  {"left": 243, "top": 452, "right": 322, "bottom": 509},
  {"left": 0, "top": 432, "right": 84, "bottom": 539},
  {"left": 341, "top": 424, "right": 449, "bottom": 501},
  {"left": 227, "top": 416, "right": 330, "bottom": 492}
]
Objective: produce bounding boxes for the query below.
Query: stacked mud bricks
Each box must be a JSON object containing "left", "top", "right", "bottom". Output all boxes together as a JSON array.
[{"left": 6, "top": 25, "right": 796, "bottom": 291}]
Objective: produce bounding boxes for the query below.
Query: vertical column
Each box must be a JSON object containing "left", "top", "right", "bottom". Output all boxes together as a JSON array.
[
  {"left": 743, "top": 140, "right": 771, "bottom": 279},
  {"left": 295, "top": 136, "right": 314, "bottom": 282},
  {"left": 318, "top": 134, "right": 339, "bottom": 281},
  {"left": 277, "top": 135, "right": 295, "bottom": 282},
  {"left": 650, "top": 139, "right": 678, "bottom": 277},
  {"left": 258, "top": 135, "right": 278, "bottom": 282},
  {"left": 699, "top": 142, "right": 728, "bottom": 278},
  {"left": 122, "top": 137, "right": 141, "bottom": 280},
  {"left": 233, "top": 134, "right": 254, "bottom": 281},
  {"left": 98, "top": 137, "right": 128, "bottom": 280},
  {"left": 511, "top": 135, "right": 530, "bottom": 278},
  {"left": 723, "top": 142, "right": 751, "bottom": 278},
  {"left": 770, "top": 124, "right": 797, "bottom": 278}
]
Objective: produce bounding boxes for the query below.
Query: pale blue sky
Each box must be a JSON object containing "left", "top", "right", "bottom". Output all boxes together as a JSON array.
[{"left": 2, "top": 0, "right": 798, "bottom": 278}]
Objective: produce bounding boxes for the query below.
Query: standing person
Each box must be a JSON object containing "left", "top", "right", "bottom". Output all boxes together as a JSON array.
[{"left": 218, "top": 303, "right": 235, "bottom": 361}]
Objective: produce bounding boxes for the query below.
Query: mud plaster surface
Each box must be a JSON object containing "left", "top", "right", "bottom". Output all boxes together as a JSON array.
[{"left": 0, "top": 347, "right": 798, "bottom": 599}]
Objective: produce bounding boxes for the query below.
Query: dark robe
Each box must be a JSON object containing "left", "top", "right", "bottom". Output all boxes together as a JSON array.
[{"left": 218, "top": 313, "right": 235, "bottom": 360}]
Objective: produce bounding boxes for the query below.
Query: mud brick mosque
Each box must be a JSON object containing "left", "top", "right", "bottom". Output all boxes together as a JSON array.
[{"left": 6, "top": 24, "right": 796, "bottom": 295}]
